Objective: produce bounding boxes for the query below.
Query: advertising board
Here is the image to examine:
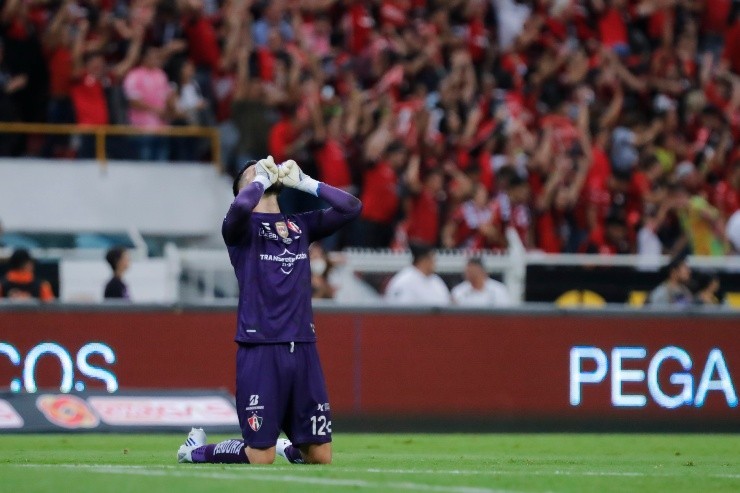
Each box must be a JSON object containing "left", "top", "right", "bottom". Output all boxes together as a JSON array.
[{"left": 1, "top": 306, "right": 737, "bottom": 430}]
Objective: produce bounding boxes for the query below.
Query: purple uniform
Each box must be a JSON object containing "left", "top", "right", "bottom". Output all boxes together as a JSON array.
[{"left": 222, "top": 181, "right": 361, "bottom": 447}]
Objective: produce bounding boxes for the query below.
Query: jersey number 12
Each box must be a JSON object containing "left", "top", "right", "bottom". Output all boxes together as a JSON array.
[{"left": 310, "top": 415, "right": 332, "bottom": 435}]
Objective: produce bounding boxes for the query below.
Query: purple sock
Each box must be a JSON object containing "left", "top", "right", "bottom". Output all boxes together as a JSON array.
[
  {"left": 191, "top": 439, "right": 250, "bottom": 464},
  {"left": 284, "top": 444, "right": 304, "bottom": 464}
]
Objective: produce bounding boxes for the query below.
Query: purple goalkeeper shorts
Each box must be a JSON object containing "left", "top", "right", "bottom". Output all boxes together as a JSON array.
[{"left": 235, "top": 342, "right": 332, "bottom": 448}]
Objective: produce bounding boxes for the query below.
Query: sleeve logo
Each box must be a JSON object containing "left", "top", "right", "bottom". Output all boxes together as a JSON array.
[{"left": 287, "top": 220, "right": 302, "bottom": 234}]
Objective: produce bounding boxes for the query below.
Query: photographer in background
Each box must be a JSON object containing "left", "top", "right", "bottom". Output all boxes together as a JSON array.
[
  {"left": 103, "top": 247, "right": 130, "bottom": 300},
  {"left": 691, "top": 272, "right": 721, "bottom": 306},
  {"left": 0, "top": 249, "right": 54, "bottom": 302},
  {"left": 451, "top": 257, "right": 512, "bottom": 307},
  {"left": 647, "top": 252, "right": 693, "bottom": 306}
]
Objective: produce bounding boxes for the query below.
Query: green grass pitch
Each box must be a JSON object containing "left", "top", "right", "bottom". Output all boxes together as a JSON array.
[{"left": 1, "top": 433, "right": 738, "bottom": 492}]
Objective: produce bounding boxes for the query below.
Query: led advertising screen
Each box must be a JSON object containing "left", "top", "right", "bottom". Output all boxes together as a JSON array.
[{"left": 0, "top": 306, "right": 737, "bottom": 429}]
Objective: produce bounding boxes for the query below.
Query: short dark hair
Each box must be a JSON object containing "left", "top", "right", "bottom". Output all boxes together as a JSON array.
[
  {"left": 385, "top": 140, "right": 405, "bottom": 155},
  {"left": 105, "top": 247, "right": 126, "bottom": 270},
  {"left": 8, "top": 249, "right": 32, "bottom": 270},
  {"left": 409, "top": 243, "right": 434, "bottom": 265},
  {"left": 423, "top": 166, "right": 444, "bottom": 181},
  {"left": 665, "top": 250, "right": 689, "bottom": 275},
  {"left": 691, "top": 272, "right": 718, "bottom": 294},
  {"left": 233, "top": 160, "right": 258, "bottom": 196},
  {"left": 142, "top": 43, "right": 161, "bottom": 56},
  {"left": 605, "top": 213, "right": 626, "bottom": 228},
  {"left": 467, "top": 257, "right": 484, "bottom": 268},
  {"left": 83, "top": 50, "right": 104, "bottom": 64},
  {"left": 508, "top": 174, "right": 527, "bottom": 188}
]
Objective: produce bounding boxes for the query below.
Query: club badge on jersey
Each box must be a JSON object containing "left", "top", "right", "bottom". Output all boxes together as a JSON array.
[
  {"left": 247, "top": 412, "right": 263, "bottom": 432},
  {"left": 275, "top": 222, "right": 292, "bottom": 244}
]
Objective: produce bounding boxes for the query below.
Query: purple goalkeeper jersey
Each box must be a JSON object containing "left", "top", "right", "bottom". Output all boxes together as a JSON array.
[{"left": 222, "top": 182, "right": 361, "bottom": 343}]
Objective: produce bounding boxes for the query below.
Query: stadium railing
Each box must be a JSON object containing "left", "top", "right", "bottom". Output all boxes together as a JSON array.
[
  {"left": 0, "top": 122, "right": 221, "bottom": 170},
  {"left": 171, "top": 228, "right": 529, "bottom": 304},
  {"left": 5, "top": 228, "right": 740, "bottom": 306},
  {"left": 173, "top": 239, "right": 740, "bottom": 306}
]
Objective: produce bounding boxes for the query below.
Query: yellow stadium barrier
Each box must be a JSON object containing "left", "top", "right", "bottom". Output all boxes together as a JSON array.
[
  {"left": 0, "top": 122, "right": 221, "bottom": 171},
  {"left": 724, "top": 292, "right": 740, "bottom": 308},
  {"left": 628, "top": 291, "right": 648, "bottom": 307},
  {"left": 555, "top": 290, "right": 606, "bottom": 307}
]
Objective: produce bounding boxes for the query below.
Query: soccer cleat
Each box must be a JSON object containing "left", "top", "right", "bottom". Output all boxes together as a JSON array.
[
  {"left": 177, "top": 427, "right": 207, "bottom": 463},
  {"left": 275, "top": 438, "right": 292, "bottom": 462},
  {"left": 184, "top": 427, "right": 207, "bottom": 447}
]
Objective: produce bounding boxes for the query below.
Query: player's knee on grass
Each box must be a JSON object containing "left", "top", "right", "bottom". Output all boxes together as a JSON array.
[
  {"left": 300, "top": 443, "right": 332, "bottom": 464},
  {"left": 246, "top": 446, "right": 276, "bottom": 464}
]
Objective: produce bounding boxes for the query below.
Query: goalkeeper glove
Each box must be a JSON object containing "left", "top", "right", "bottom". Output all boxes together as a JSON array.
[
  {"left": 253, "top": 155, "right": 279, "bottom": 189},
  {"left": 279, "top": 159, "right": 320, "bottom": 196}
]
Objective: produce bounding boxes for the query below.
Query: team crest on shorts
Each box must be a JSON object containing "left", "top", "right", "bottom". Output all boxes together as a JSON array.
[
  {"left": 287, "top": 220, "right": 302, "bottom": 234},
  {"left": 247, "top": 412, "right": 263, "bottom": 432},
  {"left": 275, "top": 222, "right": 289, "bottom": 238}
]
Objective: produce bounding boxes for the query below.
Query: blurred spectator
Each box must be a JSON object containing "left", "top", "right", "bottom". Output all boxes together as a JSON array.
[
  {"left": 635, "top": 192, "right": 681, "bottom": 269},
  {"left": 0, "top": 38, "right": 26, "bottom": 100},
  {"left": 691, "top": 272, "right": 720, "bottom": 305},
  {"left": 647, "top": 253, "right": 693, "bottom": 306},
  {"left": 268, "top": 103, "right": 305, "bottom": 165},
  {"left": 583, "top": 214, "right": 632, "bottom": 254},
  {"left": 1, "top": 0, "right": 739, "bottom": 253},
  {"left": 313, "top": 110, "right": 353, "bottom": 194},
  {"left": 672, "top": 185, "right": 726, "bottom": 256},
  {"left": 42, "top": 4, "right": 76, "bottom": 156},
  {"left": 451, "top": 257, "right": 512, "bottom": 307},
  {"left": 171, "top": 59, "right": 208, "bottom": 161},
  {"left": 401, "top": 156, "right": 445, "bottom": 247},
  {"left": 309, "top": 243, "right": 333, "bottom": 299},
  {"left": 384, "top": 243, "right": 450, "bottom": 305},
  {"left": 252, "top": 0, "right": 293, "bottom": 47},
  {"left": 493, "top": 0, "right": 531, "bottom": 51},
  {"left": 1, "top": 0, "right": 48, "bottom": 125},
  {"left": 171, "top": 59, "right": 206, "bottom": 127},
  {"left": 104, "top": 247, "right": 130, "bottom": 300},
  {"left": 181, "top": 0, "right": 221, "bottom": 102},
  {"left": 721, "top": 3, "right": 740, "bottom": 73},
  {"left": 123, "top": 45, "right": 173, "bottom": 161},
  {"left": 442, "top": 182, "right": 494, "bottom": 249},
  {"left": 0, "top": 37, "right": 27, "bottom": 155},
  {"left": 490, "top": 172, "right": 533, "bottom": 250},
  {"left": 357, "top": 141, "right": 406, "bottom": 248},
  {"left": 728, "top": 210, "right": 740, "bottom": 253},
  {"left": 223, "top": 46, "right": 271, "bottom": 175},
  {"left": 0, "top": 249, "right": 54, "bottom": 302},
  {"left": 69, "top": 21, "right": 143, "bottom": 157}
]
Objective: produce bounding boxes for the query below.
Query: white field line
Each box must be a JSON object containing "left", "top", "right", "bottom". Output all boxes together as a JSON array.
[
  {"left": 372, "top": 468, "right": 740, "bottom": 480},
  {"left": 11, "top": 464, "right": 518, "bottom": 493},
  {"left": 11, "top": 463, "right": 740, "bottom": 481},
  {"left": 141, "top": 464, "right": 740, "bottom": 480},
  {"left": 359, "top": 468, "right": 740, "bottom": 481}
]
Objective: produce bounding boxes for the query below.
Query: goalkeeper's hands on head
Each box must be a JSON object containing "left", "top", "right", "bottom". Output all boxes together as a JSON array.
[
  {"left": 253, "top": 155, "right": 279, "bottom": 189},
  {"left": 278, "top": 159, "right": 320, "bottom": 196}
]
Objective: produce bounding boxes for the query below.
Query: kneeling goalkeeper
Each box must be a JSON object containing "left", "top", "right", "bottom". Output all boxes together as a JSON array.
[{"left": 177, "top": 156, "right": 361, "bottom": 465}]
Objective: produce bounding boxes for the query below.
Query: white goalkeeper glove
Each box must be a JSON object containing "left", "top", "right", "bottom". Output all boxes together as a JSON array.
[
  {"left": 278, "top": 159, "right": 320, "bottom": 196},
  {"left": 253, "top": 155, "right": 279, "bottom": 189}
]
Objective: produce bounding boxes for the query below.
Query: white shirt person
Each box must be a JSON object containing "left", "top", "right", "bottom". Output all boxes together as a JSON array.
[
  {"left": 451, "top": 258, "right": 513, "bottom": 307},
  {"left": 384, "top": 244, "right": 451, "bottom": 306}
]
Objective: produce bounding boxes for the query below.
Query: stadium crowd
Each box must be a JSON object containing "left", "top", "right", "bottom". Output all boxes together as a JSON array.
[{"left": 1, "top": 0, "right": 739, "bottom": 255}]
